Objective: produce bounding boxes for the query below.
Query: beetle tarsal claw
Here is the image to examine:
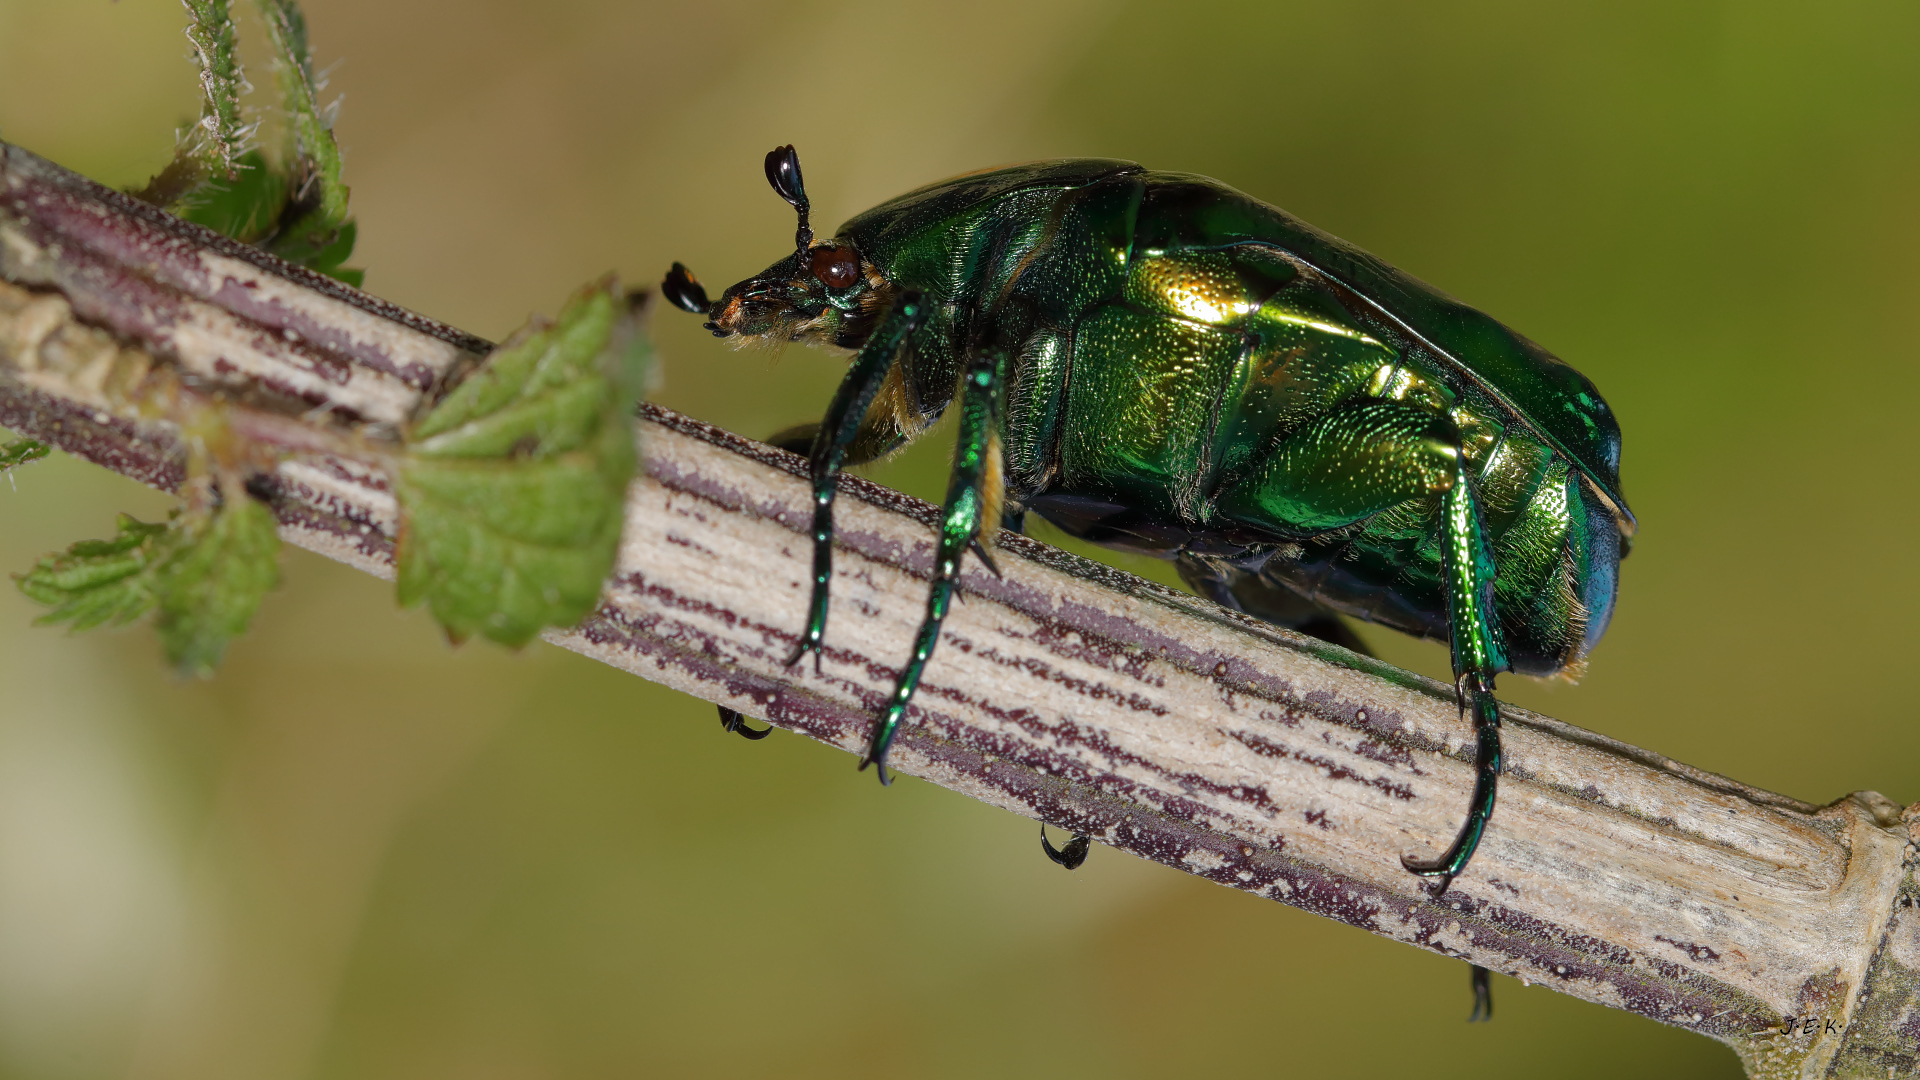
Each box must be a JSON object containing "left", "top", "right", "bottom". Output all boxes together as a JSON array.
[
  {"left": 1468, "top": 965, "right": 1494, "bottom": 1022},
  {"left": 1041, "top": 825, "right": 1091, "bottom": 870},
  {"left": 857, "top": 756, "right": 892, "bottom": 787},
  {"left": 1402, "top": 865, "right": 1457, "bottom": 897},
  {"left": 717, "top": 706, "right": 772, "bottom": 740},
  {"left": 781, "top": 640, "right": 816, "bottom": 671}
]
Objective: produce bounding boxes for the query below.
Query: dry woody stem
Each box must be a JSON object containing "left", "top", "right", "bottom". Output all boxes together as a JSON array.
[{"left": 2, "top": 140, "right": 1917, "bottom": 1080}]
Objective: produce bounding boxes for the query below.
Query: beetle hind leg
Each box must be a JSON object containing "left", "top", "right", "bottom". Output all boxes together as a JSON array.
[
  {"left": 1401, "top": 678, "right": 1501, "bottom": 893},
  {"left": 1212, "top": 400, "right": 1509, "bottom": 889},
  {"left": 1175, "top": 554, "right": 1371, "bottom": 657},
  {"left": 1401, "top": 467, "right": 1509, "bottom": 893}
]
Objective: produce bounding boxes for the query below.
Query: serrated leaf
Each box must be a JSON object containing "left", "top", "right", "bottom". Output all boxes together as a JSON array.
[
  {"left": 152, "top": 498, "right": 281, "bottom": 677},
  {"left": 395, "top": 279, "right": 649, "bottom": 647},
  {"left": 15, "top": 514, "right": 169, "bottom": 632},
  {"left": 15, "top": 501, "right": 282, "bottom": 677},
  {"left": 1, "top": 439, "right": 49, "bottom": 472}
]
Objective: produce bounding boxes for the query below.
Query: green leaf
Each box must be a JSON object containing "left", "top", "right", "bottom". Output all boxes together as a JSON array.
[
  {"left": 270, "top": 218, "right": 361, "bottom": 285},
  {"left": 171, "top": 149, "right": 292, "bottom": 244},
  {"left": 131, "top": 0, "right": 362, "bottom": 284},
  {"left": 130, "top": 0, "right": 247, "bottom": 210},
  {"left": 152, "top": 498, "right": 282, "bottom": 677},
  {"left": 15, "top": 514, "right": 169, "bottom": 633},
  {"left": 15, "top": 502, "right": 282, "bottom": 677},
  {"left": 253, "top": 0, "right": 359, "bottom": 283},
  {"left": 1, "top": 439, "right": 49, "bottom": 472},
  {"left": 395, "top": 279, "right": 650, "bottom": 647}
]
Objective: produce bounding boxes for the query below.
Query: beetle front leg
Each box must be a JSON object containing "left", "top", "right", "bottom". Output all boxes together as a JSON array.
[
  {"left": 785, "top": 292, "right": 928, "bottom": 671},
  {"left": 859, "top": 348, "right": 1006, "bottom": 783},
  {"left": 1401, "top": 465, "right": 1509, "bottom": 893}
]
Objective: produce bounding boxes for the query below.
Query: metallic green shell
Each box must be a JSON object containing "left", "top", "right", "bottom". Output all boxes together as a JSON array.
[
  {"left": 844, "top": 160, "right": 1631, "bottom": 532},
  {"left": 837, "top": 160, "right": 1628, "bottom": 675}
]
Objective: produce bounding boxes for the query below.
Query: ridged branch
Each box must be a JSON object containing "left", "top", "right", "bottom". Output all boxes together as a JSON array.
[{"left": 2, "top": 140, "right": 1916, "bottom": 1080}]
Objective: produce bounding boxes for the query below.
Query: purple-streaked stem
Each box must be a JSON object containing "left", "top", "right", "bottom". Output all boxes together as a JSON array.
[{"left": 1, "top": 140, "right": 1913, "bottom": 1079}]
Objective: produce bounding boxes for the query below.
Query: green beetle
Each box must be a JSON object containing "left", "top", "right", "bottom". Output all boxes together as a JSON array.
[{"left": 664, "top": 147, "right": 1633, "bottom": 895}]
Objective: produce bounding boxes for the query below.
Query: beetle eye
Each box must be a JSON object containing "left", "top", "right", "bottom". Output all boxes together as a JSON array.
[{"left": 809, "top": 246, "right": 861, "bottom": 289}]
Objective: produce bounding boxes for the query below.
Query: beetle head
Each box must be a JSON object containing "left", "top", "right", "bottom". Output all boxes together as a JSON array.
[{"left": 661, "top": 145, "right": 890, "bottom": 352}]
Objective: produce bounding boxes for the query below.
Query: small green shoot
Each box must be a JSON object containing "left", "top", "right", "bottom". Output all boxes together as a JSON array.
[
  {"left": 395, "top": 279, "right": 651, "bottom": 647},
  {"left": 135, "top": 0, "right": 362, "bottom": 285},
  {"left": 23, "top": 3, "right": 652, "bottom": 676},
  {"left": 182, "top": 0, "right": 248, "bottom": 179},
  {"left": 252, "top": 0, "right": 358, "bottom": 283},
  {"left": 16, "top": 500, "right": 282, "bottom": 678}
]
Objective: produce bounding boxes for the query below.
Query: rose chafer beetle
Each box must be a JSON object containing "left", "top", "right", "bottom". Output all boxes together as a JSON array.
[{"left": 665, "top": 147, "right": 1633, "bottom": 895}]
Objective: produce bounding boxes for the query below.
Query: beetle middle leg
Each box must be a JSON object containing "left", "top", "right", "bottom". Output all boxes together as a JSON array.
[
  {"left": 1175, "top": 554, "right": 1371, "bottom": 658},
  {"left": 785, "top": 292, "right": 928, "bottom": 672},
  {"left": 858, "top": 348, "right": 1007, "bottom": 783}
]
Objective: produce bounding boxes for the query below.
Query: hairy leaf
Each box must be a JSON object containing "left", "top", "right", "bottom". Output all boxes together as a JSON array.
[
  {"left": 15, "top": 502, "right": 282, "bottom": 677},
  {"left": 395, "top": 279, "right": 650, "bottom": 647},
  {"left": 153, "top": 498, "right": 282, "bottom": 677},
  {"left": 0, "top": 438, "right": 49, "bottom": 472},
  {"left": 134, "top": 0, "right": 362, "bottom": 285},
  {"left": 171, "top": 149, "right": 292, "bottom": 244},
  {"left": 15, "top": 514, "right": 170, "bottom": 633},
  {"left": 131, "top": 0, "right": 248, "bottom": 209}
]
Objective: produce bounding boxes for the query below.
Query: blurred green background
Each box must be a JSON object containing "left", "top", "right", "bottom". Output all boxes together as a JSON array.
[{"left": 2, "top": 1, "right": 1917, "bottom": 1076}]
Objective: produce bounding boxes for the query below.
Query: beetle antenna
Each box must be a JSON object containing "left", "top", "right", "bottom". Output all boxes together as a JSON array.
[
  {"left": 662, "top": 262, "right": 712, "bottom": 314},
  {"left": 764, "top": 144, "right": 813, "bottom": 258}
]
